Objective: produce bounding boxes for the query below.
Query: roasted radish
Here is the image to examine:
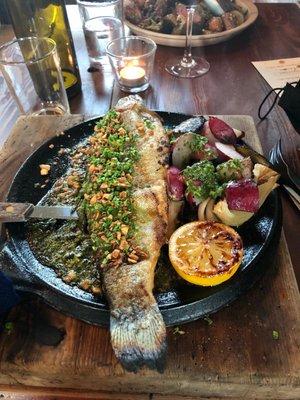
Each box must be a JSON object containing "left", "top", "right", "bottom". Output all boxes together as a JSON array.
[
  {"left": 167, "top": 166, "right": 185, "bottom": 200},
  {"left": 215, "top": 142, "right": 244, "bottom": 162},
  {"left": 209, "top": 116, "right": 237, "bottom": 144},
  {"left": 171, "top": 133, "right": 195, "bottom": 169},
  {"left": 201, "top": 121, "right": 217, "bottom": 146},
  {"left": 172, "top": 133, "right": 218, "bottom": 168},
  {"left": 193, "top": 143, "right": 218, "bottom": 161},
  {"left": 186, "top": 190, "right": 201, "bottom": 207},
  {"left": 226, "top": 179, "right": 259, "bottom": 213}
]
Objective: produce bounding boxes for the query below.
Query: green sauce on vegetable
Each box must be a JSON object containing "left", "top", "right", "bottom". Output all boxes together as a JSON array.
[
  {"left": 190, "top": 135, "right": 207, "bottom": 152},
  {"left": 183, "top": 161, "right": 225, "bottom": 201},
  {"left": 189, "top": 135, "right": 216, "bottom": 160},
  {"left": 216, "top": 159, "right": 243, "bottom": 182}
]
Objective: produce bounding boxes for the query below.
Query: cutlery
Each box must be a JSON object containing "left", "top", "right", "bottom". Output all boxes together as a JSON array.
[
  {"left": 269, "top": 138, "right": 300, "bottom": 194},
  {"left": 0, "top": 202, "right": 78, "bottom": 223},
  {"left": 282, "top": 185, "right": 300, "bottom": 211}
]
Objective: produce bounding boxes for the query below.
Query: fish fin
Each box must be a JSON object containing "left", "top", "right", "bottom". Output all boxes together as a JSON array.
[{"left": 110, "top": 302, "right": 167, "bottom": 373}]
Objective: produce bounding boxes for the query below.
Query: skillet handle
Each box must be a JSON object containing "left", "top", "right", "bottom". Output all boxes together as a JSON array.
[{"left": 0, "top": 203, "right": 33, "bottom": 223}]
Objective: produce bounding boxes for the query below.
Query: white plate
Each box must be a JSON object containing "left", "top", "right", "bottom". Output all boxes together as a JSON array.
[{"left": 125, "top": 0, "right": 258, "bottom": 47}]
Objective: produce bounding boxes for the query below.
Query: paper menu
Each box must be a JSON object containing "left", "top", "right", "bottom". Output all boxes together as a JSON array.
[{"left": 252, "top": 57, "right": 300, "bottom": 90}]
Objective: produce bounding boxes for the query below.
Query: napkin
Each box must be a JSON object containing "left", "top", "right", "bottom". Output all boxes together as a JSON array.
[
  {"left": 258, "top": 80, "right": 300, "bottom": 130},
  {"left": 278, "top": 81, "right": 300, "bottom": 129},
  {"left": 252, "top": 58, "right": 300, "bottom": 129}
]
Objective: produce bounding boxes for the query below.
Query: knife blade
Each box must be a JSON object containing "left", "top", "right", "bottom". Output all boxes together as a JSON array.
[{"left": 0, "top": 202, "right": 78, "bottom": 223}]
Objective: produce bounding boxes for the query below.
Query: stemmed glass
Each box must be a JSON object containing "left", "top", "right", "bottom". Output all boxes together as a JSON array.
[{"left": 165, "top": 4, "right": 210, "bottom": 78}]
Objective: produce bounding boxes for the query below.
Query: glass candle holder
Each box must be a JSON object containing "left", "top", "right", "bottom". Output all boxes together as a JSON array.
[{"left": 106, "top": 36, "right": 157, "bottom": 93}]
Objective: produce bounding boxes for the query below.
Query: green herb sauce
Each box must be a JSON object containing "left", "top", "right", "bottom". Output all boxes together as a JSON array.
[
  {"left": 183, "top": 161, "right": 226, "bottom": 201},
  {"left": 216, "top": 159, "right": 243, "bottom": 182},
  {"left": 27, "top": 111, "right": 176, "bottom": 295}
]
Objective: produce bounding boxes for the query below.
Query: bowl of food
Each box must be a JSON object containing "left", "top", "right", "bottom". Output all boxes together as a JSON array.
[{"left": 125, "top": 0, "right": 258, "bottom": 47}]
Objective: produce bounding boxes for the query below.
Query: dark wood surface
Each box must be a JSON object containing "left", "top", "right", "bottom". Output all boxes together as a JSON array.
[{"left": 0, "top": 3, "right": 299, "bottom": 399}]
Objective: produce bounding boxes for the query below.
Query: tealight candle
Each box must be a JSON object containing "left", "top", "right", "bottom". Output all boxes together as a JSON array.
[
  {"left": 119, "top": 66, "right": 146, "bottom": 88},
  {"left": 107, "top": 37, "right": 156, "bottom": 93}
]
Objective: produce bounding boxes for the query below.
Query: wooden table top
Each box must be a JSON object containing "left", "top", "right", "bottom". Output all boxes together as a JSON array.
[{"left": 0, "top": 3, "right": 299, "bottom": 399}]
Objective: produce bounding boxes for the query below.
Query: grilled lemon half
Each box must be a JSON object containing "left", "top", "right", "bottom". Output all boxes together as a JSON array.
[{"left": 169, "top": 221, "right": 243, "bottom": 286}]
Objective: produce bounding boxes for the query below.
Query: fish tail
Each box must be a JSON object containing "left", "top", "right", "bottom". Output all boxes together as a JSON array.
[{"left": 110, "top": 301, "right": 167, "bottom": 373}]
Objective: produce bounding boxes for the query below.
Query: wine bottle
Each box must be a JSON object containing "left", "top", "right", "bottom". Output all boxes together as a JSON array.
[{"left": 6, "top": 0, "right": 82, "bottom": 98}]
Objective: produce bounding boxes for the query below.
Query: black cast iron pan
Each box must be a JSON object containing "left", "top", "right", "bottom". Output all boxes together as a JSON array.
[{"left": 0, "top": 112, "right": 282, "bottom": 326}]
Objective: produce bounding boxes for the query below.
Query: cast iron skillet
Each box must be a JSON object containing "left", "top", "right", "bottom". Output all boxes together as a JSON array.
[{"left": 0, "top": 112, "right": 282, "bottom": 326}]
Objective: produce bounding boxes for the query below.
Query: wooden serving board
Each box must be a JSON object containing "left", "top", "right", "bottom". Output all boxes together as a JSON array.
[{"left": 0, "top": 115, "right": 299, "bottom": 400}]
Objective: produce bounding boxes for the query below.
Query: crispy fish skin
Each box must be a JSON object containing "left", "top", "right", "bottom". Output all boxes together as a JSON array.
[{"left": 102, "top": 96, "right": 169, "bottom": 372}]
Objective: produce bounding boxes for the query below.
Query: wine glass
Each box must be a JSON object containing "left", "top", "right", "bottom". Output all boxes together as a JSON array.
[{"left": 165, "top": 4, "right": 210, "bottom": 78}]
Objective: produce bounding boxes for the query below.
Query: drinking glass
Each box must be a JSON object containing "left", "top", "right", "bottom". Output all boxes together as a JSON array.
[
  {"left": 106, "top": 36, "right": 157, "bottom": 93},
  {"left": 165, "top": 5, "right": 210, "bottom": 78},
  {"left": 0, "top": 37, "right": 69, "bottom": 115},
  {"left": 77, "top": 0, "right": 123, "bottom": 21},
  {"left": 83, "top": 16, "right": 123, "bottom": 65}
]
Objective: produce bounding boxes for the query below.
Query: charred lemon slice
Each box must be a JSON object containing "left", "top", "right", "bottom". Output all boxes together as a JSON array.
[{"left": 169, "top": 221, "right": 243, "bottom": 286}]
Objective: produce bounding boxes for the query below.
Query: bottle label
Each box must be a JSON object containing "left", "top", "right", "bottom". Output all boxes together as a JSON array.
[{"left": 62, "top": 71, "right": 78, "bottom": 90}]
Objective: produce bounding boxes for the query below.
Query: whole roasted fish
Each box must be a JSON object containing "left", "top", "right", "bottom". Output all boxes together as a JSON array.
[{"left": 80, "top": 96, "right": 169, "bottom": 372}]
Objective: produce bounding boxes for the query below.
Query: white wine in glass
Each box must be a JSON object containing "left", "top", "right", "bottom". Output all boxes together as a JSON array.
[{"left": 165, "top": 4, "right": 210, "bottom": 78}]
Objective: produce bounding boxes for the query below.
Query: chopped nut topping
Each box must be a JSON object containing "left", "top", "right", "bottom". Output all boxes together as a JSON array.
[
  {"left": 111, "top": 249, "right": 120, "bottom": 259},
  {"left": 80, "top": 279, "right": 92, "bottom": 290},
  {"left": 77, "top": 109, "right": 140, "bottom": 267},
  {"left": 118, "top": 127, "right": 126, "bottom": 135},
  {"left": 5, "top": 205, "right": 14, "bottom": 213},
  {"left": 91, "top": 285, "right": 102, "bottom": 295},
  {"left": 39, "top": 164, "right": 51, "bottom": 176},
  {"left": 90, "top": 195, "right": 98, "bottom": 204},
  {"left": 128, "top": 257, "right": 138, "bottom": 264},
  {"left": 128, "top": 252, "right": 139, "bottom": 261},
  {"left": 135, "top": 247, "right": 148, "bottom": 259},
  {"left": 121, "top": 225, "right": 129, "bottom": 235},
  {"left": 119, "top": 239, "right": 128, "bottom": 250}
]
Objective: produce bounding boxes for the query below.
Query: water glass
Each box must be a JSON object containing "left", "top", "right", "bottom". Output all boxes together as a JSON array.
[
  {"left": 0, "top": 37, "right": 69, "bottom": 116},
  {"left": 83, "top": 16, "right": 123, "bottom": 65},
  {"left": 77, "top": 0, "right": 123, "bottom": 21},
  {"left": 106, "top": 36, "right": 157, "bottom": 93}
]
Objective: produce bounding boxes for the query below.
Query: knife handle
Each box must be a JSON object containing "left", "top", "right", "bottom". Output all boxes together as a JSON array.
[{"left": 0, "top": 203, "right": 33, "bottom": 223}]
